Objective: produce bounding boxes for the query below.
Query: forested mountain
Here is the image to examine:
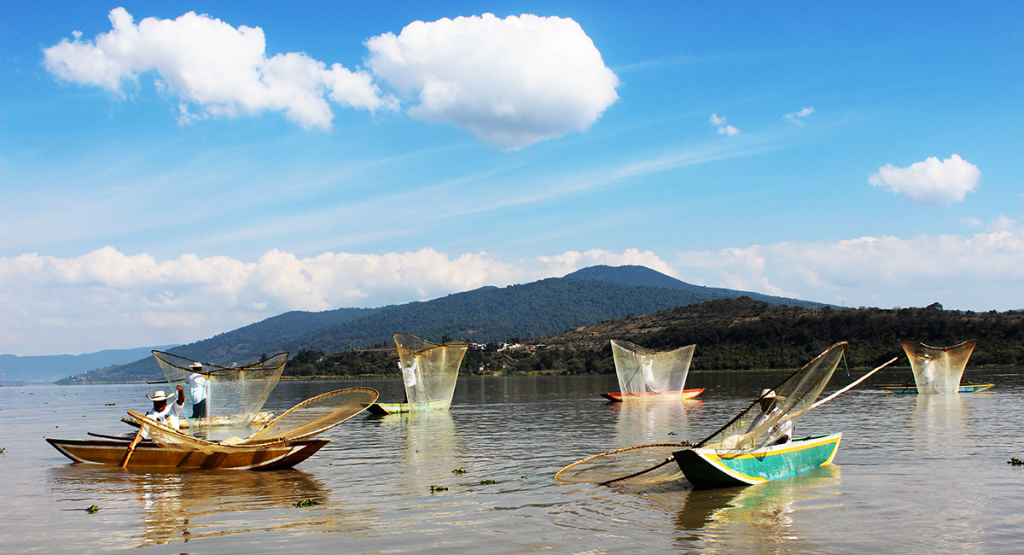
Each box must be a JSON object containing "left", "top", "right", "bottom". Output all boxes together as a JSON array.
[
  {"left": 57, "top": 267, "right": 823, "bottom": 383},
  {"left": 565, "top": 265, "right": 791, "bottom": 305}
]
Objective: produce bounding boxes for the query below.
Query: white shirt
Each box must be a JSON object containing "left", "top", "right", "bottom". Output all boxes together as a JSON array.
[
  {"left": 186, "top": 373, "right": 208, "bottom": 403},
  {"left": 142, "top": 401, "right": 183, "bottom": 438},
  {"left": 402, "top": 358, "right": 419, "bottom": 388}
]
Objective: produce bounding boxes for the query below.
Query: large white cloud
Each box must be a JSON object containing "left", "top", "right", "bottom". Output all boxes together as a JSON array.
[
  {"left": 0, "top": 246, "right": 666, "bottom": 355},
  {"left": 43, "top": 8, "right": 396, "bottom": 129},
  {"left": 869, "top": 154, "right": 980, "bottom": 206},
  {"left": 365, "top": 13, "right": 620, "bottom": 150}
]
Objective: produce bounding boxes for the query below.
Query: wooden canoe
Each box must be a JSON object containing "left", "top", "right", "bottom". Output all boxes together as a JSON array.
[
  {"left": 364, "top": 399, "right": 452, "bottom": 415},
  {"left": 601, "top": 388, "right": 705, "bottom": 402},
  {"left": 121, "top": 410, "right": 276, "bottom": 430},
  {"left": 673, "top": 433, "right": 842, "bottom": 489},
  {"left": 46, "top": 437, "right": 329, "bottom": 470},
  {"left": 873, "top": 384, "right": 994, "bottom": 395}
]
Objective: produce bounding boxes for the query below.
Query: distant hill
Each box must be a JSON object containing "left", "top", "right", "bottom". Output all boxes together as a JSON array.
[
  {"left": 56, "top": 266, "right": 826, "bottom": 384},
  {"left": 0, "top": 345, "right": 179, "bottom": 385}
]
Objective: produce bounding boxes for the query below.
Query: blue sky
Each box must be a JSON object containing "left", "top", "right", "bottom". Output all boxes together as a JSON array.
[{"left": 2, "top": 1, "right": 1022, "bottom": 356}]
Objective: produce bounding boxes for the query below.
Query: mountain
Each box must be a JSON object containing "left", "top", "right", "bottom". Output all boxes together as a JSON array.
[
  {"left": 56, "top": 266, "right": 825, "bottom": 383},
  {"left": 0, "top": 345, "right": 179, "bottom": 385}
]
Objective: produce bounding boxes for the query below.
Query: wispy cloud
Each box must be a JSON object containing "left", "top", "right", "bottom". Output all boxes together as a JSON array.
[
  {"left": 783, "top": 107, "right": 814, "bottom": 124},
  {"left": 710, "top": 113, "right": 740, "bottom": 135}
]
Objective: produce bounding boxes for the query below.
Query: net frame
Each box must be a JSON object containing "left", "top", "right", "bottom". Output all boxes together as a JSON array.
[
  {"left": 152, "top": 351, "right": 288, "bottom": 427},
  {"left": 901, "top": 340, "right": 977, "bottom": 394},
  {"left": 394, "top": 334, "right": 468, "bottom": 412},
  {"left": 610, "top": 340, "right": 696, "bottom": 400},
  {"left": 126, "top": 387, "right": 379, "bottom": 451}
]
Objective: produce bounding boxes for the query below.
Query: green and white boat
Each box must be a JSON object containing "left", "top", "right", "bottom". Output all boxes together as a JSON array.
[{"left": 674, "top": 433, "right": 842, "bottom": 489}]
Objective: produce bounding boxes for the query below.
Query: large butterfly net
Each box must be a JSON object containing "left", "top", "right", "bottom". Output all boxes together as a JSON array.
[
  {"left": 611, "top": 340, "right": 695, "bottom": 401},
  {"left": 901, "top": 340, "right": 977, "bottom": 394},
  {"left": 128, "top": 387, "right": 379, "bottom": 453},
  {"left": 394, "top": 334, "right": 467, "bottom": 411},
  {"left": 152, "top": 351, "right": 287, "bottom": 427},
  {"left": 556, "top": 342, "right": 848, "bottom": 485}
]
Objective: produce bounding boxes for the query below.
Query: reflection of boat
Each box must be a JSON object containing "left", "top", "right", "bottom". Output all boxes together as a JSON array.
[
  {"left": 46, "top": 437, "right": 330, "bottom": 470},
  {"left": 602, "top": 389, "right": 704, "bottom": 402},
  {"left": 873, "top": 383, "right": 993, "bottom": 395},
  {"left": 673, "top": 433, "right": 842, "bottom": 489},
  {"left": 365, "top": 334, "right": 467, "bottom": 415},
  {"left": 48, "top": 387, "right": 378, "bottom": 470},
  {"left": 604, "top": 340, "right": 698, "bottom": 402}
]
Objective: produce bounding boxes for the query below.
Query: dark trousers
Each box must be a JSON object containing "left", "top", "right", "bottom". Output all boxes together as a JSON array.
[{"left": 191, "top": 398, "right": 207, "bottom": 419}]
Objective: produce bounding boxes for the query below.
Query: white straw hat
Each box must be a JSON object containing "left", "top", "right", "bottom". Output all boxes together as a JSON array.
[{"left": 147, "top": 390, "right": 175, "bottom": 402}]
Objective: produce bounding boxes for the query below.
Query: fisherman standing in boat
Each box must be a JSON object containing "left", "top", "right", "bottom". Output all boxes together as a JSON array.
[
  {"left": 126, "top": 386, "right": 186, "bottom": 454},
  {"left": 185, "top": 362, "right": 209, "bottom": 421},
  {"left": 747, "top": 389, "right": 793, "bottom": 445}
]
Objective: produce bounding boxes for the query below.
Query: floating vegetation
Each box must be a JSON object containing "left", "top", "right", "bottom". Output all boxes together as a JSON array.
[
  {"left": 294, "top": 499, "right": 319, "bottom": 508},
  {"left": 105, "top": 403, "right": 116, "bottom": 406},
  {"left": 1009, "top": 457, "right": 1024, "bottom": 467},
  {"left": 452, "top": 467, "right": 467, "bottom": 475},
  {"left": 85, "top": 505, "right": 99, "bottom": 514},
  {"left": 667, "top": 432, "right": 677, "bottom": 436},
  {"left": 429, "top": 485, "right": 448, "bottom": 493},
  {"left": 479, "top": 479, "right": 496, "bottom": 485}
]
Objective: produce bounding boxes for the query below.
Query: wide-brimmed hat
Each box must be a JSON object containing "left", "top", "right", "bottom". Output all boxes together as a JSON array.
[
  {"left": 189, "top": 362, "right": 203, "bottom": 369},
  {"left": 760, "top": 389, "right": 785, "bottom": 401},
  {"left": 147, "top": 390, "right": 175, "bottom": 402}
]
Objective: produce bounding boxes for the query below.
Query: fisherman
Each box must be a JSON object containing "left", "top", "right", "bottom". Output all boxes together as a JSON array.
[
  {"left": 747, "top": 389, "right": 793, "bottom": 445},
  {"left": 185, "top": 362, "right": 209, "bottom": 420},
  {"left": 126, "top": 385, "right": 186, "bottom": 454}
]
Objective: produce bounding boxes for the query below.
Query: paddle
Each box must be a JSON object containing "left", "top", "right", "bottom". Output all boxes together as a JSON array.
[
  {"left": 120, "top": 426, "right": 144, "bottom": 468},
  {"left": 598, "top": 357, "right": 897, "bottom": 486}
]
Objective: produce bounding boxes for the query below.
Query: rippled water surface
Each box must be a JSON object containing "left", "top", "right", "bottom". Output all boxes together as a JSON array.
[{"left": 3, "top": 368, "right": 1024, "bottom": 553}]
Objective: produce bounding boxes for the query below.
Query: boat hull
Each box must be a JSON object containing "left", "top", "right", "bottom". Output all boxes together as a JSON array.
[
  {"left": 365, "top": 399, "right": 452, "bottom": 415},
  {"left": 674, "top": 433, "right": 842, "bottom": 489},
  {"left": 601, "top": 388, "right": 705, "bottom": 402},
  {"left": 874, "top": 384, "right": 993, "bottom": 395},
  {"left": 46, "top": 437, "right": 329, "bottom": 470}
]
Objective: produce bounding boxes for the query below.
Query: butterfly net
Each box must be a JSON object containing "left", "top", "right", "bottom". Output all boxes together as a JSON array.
[
  {"left": 394, "top": 334, "right": 467, "bottom": 411},
  {"left": 611, "top": 340, "right": 696, "bottom": 400},
  {"left": 901, "top": 340, "right": 977, "bottom": 394},
  {"left": 127, "top": 387, "right": 378, "bottom": 452},
  {"left": 152, "top": 351, "right": 287, "bottom": 427},
  {"left": 555, "top": 342, "right": 848, "bottom": 485}
]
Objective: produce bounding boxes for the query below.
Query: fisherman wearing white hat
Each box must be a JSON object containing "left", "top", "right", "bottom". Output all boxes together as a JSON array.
[
  {"left": 746, "top": 389, "right": 793, "bottom": 445},
  {"left": 126, "top": 385, "right": 185, "bottom": 454},
  {"left": 185, "top": 362, "right": 209, "bottom": 420}
]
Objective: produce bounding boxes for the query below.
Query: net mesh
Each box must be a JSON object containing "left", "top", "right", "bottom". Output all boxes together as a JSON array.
[
  {"left": 152, "top": 351, "right": 287, "bottom": 427},
  {"left": 394, "top": 334, "right": 467, "bottom": 411},
  {"left": 127, "top": 387, "right": 378, "bottom": 452},
  {"left": 699, "top": 342, "right": 847, "bottom": 452},
  {"left": 901, "top": 340, "right": 977, "bottom": 394},
  {"left": 555, "top": 342, "right": 848, "bottom": 485},
  {"left": 611, "top": 340, "right": 695, "bottom": 400}
]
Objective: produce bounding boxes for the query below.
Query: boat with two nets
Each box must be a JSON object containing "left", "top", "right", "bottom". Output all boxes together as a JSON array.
[
  {"left": 600, "top": 340, "right": 703, "bottom": 402},
  {"left": 557, "top": 342, "right": 896, "bottom": 490},
  {"left": 872, "top": 340, "right": 992, "bottom": 395},
  {"left": 365, "top": 334, "right": 467, "bottom": 415},
  {"left": 47, "top": 387, "right": 378, "bottom": 470}
]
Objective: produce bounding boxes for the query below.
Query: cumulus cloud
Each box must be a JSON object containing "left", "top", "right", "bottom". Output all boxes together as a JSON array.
[
  {"left": 0, "top": 246, "right": 667, "bottom": 355},
  {"left": 710, "top": 113, "right": 740, "bottom": 136},
  {"left": 365, "top": 13, "right": 619, "bottom": 150},
  {"left": 869, "top": 154, "right": 980, "bottom": 206},
  {"left": 783, "top": 107, "right": 814, "bottom": 124},
  {"left": 43, "top": 8, "right": 396, "bottom": 129}
]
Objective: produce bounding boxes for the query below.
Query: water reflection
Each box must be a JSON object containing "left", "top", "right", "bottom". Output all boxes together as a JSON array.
[
  {"left": 397, "top": 411, "right": 465, "bottom": 493},
  {"left": 611, "top": 401, "right": 701, "bottom": 447},
  {"left": 911, "top": 394, "right": 969, "bottom": 453}
]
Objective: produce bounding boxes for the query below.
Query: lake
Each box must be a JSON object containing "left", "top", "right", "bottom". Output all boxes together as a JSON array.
[{"left": 2, "top": 367, "right": 1023, "bottom": 553}]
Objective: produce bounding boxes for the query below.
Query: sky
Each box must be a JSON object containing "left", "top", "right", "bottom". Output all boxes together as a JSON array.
[{"left": 2, "top": 1, "right": 1022, "bottom": 356}]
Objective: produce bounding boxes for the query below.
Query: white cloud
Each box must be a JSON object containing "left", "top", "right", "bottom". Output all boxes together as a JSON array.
[
  {"left": 709, "top": 113, "right": 740, "bottom": 136},
  {"left": 0, "top": 246, "right": 668, "bottom": 355},
  {"left": 43, "top": 8, "right": 396, "bottom": 129},
  {"left": 365, "top": 13, "right": 619, "bottom": 150},
  {"left": 869, "top": 154, "right": 980, "bottom": 206},
  {"left": 783, "top": 107, "right": 814, "bottom": 124}
]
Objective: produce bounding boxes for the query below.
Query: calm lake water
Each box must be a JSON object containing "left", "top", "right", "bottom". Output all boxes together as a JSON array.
[{"left": 2, "top": 367, "right": 1024, "bottom": 554}]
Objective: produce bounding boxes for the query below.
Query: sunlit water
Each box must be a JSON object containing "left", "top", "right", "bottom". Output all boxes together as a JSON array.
[{"left": 2, "top": 368, "right": 1024, "bottom": 553}]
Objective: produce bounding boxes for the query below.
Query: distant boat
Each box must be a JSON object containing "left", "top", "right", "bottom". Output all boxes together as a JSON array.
[
  {"left": 674, "top": 433, "right": 842, "bottom": 489},
  {"left": 47, "top": 387, "right": 378, "bottom": 470},
  {"left": 602, "top": 340, "right": 699, "bottom": 402},
  {"left": 601, "top": 389, "right": 705, "bottom": 402},
  {"left": 873, "top": 383, "right": 994, "bottom": 395},
  {"left": 365, "top": 334, "right": 467, "bottom": 415}
]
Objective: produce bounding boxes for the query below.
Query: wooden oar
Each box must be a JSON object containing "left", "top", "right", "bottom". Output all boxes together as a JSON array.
[{"left": 120, "top": 426, "right": 144, "bottom": 468}]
